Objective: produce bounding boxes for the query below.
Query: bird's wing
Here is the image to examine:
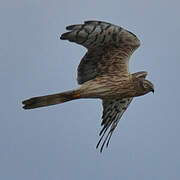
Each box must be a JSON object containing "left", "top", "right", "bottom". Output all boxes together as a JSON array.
[
  {"left": 96, "top": 98, "right": 133, "bottom": 152},
  {"left": 96, "top": 71, "right": 147, "bottom": 152},
  {"left": 60, "top": 21, "right": 140, "bottom": 84}
]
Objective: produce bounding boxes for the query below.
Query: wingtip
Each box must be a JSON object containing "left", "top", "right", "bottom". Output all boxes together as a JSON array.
[
  {"left": 60, "top": 33, "right": 67, "bottom": 40},
  {"left": 96, "top": 142, "right": 103, "bottom": 153},
  {"left": 60, "top": 32, "right": 73, "bottom": 40},
  {"left": 66, "top": 25, "right": 74, "bottom": 30},
  {"left": 66, "top": 24, "right": 82, "bottom": 30}
]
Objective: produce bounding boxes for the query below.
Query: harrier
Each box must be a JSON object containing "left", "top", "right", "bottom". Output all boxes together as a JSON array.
[{"left": 22, "top": 21, "right": 154, "bottom": 152}]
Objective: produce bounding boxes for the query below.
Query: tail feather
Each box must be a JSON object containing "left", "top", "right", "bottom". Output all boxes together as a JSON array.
[{"left": 22, "top": 89, "right": 81, "bottom": 110}]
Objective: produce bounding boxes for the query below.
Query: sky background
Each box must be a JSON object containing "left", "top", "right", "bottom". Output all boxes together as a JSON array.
[{"left": 1, "top": 0, "right": 180, "bottom": 179}]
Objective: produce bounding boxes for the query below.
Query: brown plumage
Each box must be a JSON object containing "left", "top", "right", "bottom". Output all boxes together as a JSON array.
[{"left": 22, "top": 21, "right": 154, "bottom": 152}]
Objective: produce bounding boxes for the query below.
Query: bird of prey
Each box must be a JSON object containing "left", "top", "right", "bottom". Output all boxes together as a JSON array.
[{"left": 22, "top": 20, "right": 154, "bottom": 152}]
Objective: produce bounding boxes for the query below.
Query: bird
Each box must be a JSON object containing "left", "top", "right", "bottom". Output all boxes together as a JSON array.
[{"left": 22, "top": 20, "right": 154, "bottom": 152}]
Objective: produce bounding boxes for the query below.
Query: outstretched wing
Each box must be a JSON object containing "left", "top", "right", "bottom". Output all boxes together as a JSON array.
[
  {"left": 97, "top": 98, "right": 133, "bottom": 152},
  {"left": 60, "top": 21, "right": 140, "bottom": 84},
  {"left": 96, "top": 71, "right": 148, "bottom": 152}
]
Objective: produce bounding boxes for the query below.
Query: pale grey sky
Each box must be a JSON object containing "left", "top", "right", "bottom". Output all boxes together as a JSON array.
[{"left": 1, "top": 0, "right": 180, "bottom": 179}]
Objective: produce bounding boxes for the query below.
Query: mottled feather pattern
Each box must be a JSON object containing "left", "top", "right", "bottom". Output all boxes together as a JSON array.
[
  {"left": 23, "top": 20, "right": 154, "bottom": 153},
  {"left": 61, "top": 21, "right": 139, "bottom": 85},
  {"left": 79, "top": 71, "right": 148, "bottom": 100}
]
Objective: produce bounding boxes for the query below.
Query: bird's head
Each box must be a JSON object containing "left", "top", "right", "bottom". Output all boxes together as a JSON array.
[{"left": 139, "top": 79, "right": 154, "bottom": 94}]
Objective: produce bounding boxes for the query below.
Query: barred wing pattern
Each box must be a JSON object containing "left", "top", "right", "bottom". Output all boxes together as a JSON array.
[
  {"left": 60, "top": 21, "right": 140, "bottom": 84},
  {"left": 97, "top": 98, "right": 133, "bottom": 152},
  {"left": 60, "top": 20, "right": 123, "bottom": 49}
]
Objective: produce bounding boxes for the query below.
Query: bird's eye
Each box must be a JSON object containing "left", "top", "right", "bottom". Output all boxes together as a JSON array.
[{"left": 143, "top": 83, "right": 149, "bottom": 89}]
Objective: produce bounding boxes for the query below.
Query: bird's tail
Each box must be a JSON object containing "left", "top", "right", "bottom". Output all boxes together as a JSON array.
[{"left": 22, "top": 89, "right": 81, "bottom": 110}]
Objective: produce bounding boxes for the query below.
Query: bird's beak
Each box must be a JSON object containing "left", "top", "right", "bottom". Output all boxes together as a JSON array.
[{"left": 151, "top": 88, "right": 154, "bottom": 94}]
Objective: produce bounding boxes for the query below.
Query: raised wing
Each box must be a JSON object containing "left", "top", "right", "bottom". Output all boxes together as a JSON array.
[
  {"left": 97, "top": 98, "right": 133, "bottom": 152},
  {"left": 96, "top": 71, "right": 148, "bottom": 152},
  {"left": 60, "top": 21, "right": 140, "bottom": 84}
]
